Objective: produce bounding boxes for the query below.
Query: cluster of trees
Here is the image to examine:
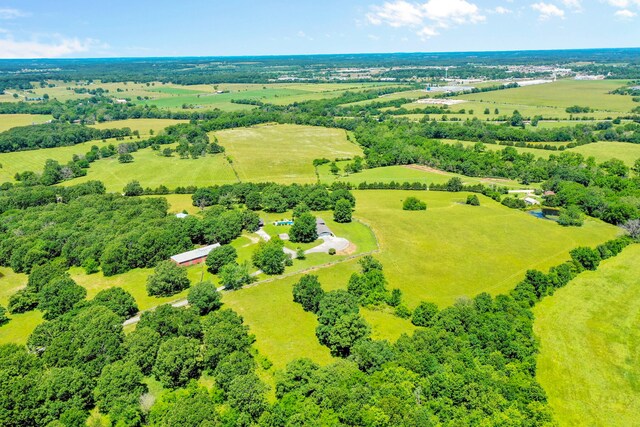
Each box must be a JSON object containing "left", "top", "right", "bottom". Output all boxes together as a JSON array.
[
  {"left": 0, "top": 190, "right": 260, "bottom": 281},
  {"left": 190, "top": 181, "right": 355, "bottom": 214},
  {"left": 1, "top": 277, "right": 270, "bottom": 426},
  {"left": 402, "top": 196, "right": 427, "bottom": 211},
  {"left": 0, "top": 122, "right": 132, "bottom": 153}
]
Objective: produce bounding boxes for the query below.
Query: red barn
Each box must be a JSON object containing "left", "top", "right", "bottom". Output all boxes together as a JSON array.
[{"left": 170, "top": 244, "right": 220, "bottom": 266}]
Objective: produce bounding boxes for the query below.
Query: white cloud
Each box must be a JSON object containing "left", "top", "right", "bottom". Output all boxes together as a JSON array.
[
  {"left": 0, "top": 8, "right": 27, "bottom": 19},
  {"left": 560, "top": 0, "right": 581, "bottom": 10},
  {"left": 367, "top": 0, "right": 484, "bottom": 40},
  {"left": 614, "top": 8, "right": 637, "bottom": 17},
  {"left": 0, "top": 36, "right": 102, "bottom": 58},
  {"left": 531, "top": 2, "right": 565, "bottom": 20},
  {"left": 494, "top": 6, "right": 512, "bottom": 14}
]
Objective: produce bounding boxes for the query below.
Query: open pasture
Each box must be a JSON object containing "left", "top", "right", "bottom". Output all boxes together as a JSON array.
[
  {"left": 534, "top": 244, "right": 640, "bottom": 427},
  {"left": 351, "top": 190, "right": 619, "bottom": 307},
  {"left": 215, "top": 124, "right": 362, "bottom": 183},
  {"left": 455, "top": 80, "right": 636, "bottom": 113},
  {"left": 68, "top": 150, "right": 238, "bottom": 192},
  {"left": 0, "top": 119, "right": 185, "bottom": 183},
  {"left": 319, "top": 162, "right": 532, "bottom": 189},
  {"left": 0, "top": 114, "right": 53, "bottom": 132}
]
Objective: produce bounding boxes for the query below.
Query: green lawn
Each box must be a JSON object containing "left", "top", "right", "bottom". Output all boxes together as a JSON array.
[
  {"left": 534, "top": 244, "right": 640, "bottom": 427},
  {"left": 215, "top": 124, "right": 362, "bottom": 183},
  {"left": 351, "top": 190, "right": 619, "bottom": 308},
  {"left": 90, "top": 118, "right": 187, "bottom": 134}
]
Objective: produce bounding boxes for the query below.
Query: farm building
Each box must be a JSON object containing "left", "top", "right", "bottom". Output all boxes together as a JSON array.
[
  {"left": 170, "top": 243, "right": 220, "bottom": 266},
  {"left": 524, "top": 197, "right": 540, "bottom": 206},
  {"left": 316, "top": 218, "right": 333, "bottom": 237},
  {"left": 175, "top": 213, "right": 189, "bottom": 219}
]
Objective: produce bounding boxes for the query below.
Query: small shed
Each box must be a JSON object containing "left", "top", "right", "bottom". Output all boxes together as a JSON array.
[
  {"left": 316, "top": 218, "right": 333, "bottom": 237},
  {"left": 524, "top": 197, "right": 540, "bottom": 206},
  {"left": 170, "top": 243, "right": 220, "bottom": 266}
]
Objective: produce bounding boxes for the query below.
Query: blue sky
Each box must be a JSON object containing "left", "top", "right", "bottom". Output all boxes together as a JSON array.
[{"left": 0, "top": 0, "right": 638, "bottom": 58}]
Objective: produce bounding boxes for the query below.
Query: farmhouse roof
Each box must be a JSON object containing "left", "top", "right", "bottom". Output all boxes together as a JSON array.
[
  {"left": 175, "top": 213, "right": 189, "bottom": 219},
  {"left": 170, "top": 243, "right": 220, "bottom": 264},
  {"left": 316, "top": 217, "right": 333, "bottom": 236},
  {"left": 524, "top": 197, "right": 540, "bottom": 205}
]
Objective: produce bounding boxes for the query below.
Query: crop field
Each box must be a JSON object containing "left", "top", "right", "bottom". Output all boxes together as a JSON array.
[
  {"left": 446, "top": 139, "right": 640, "bottom": 166},
  {"left": 0, "top": 114, "right": 53, "bottom": 131},
  {"left": 351, "top": 190, "right": 619, "bottom": 307},
  {"left": 214, "top": 124, "right": 362, "bottom": 183},
  {"left": 534, "top": 244, "right": 640, "bottom": 427},
  {"left": 455, "top": 80, "right": 636, "bottom": 113}
]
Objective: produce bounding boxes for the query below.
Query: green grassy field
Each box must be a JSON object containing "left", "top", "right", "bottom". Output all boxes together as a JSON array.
[
  {"left": 0, "top": 267, "right": 42, "bottom": 345},
  {"left": 0, "top": 114, "right": 53, "bottom": 131},
  {"left": 319, "top": 162, "right": 534, "bottom": 189},
  {"left": 534, "top": 244, "right": 640, "bottom": 427},
  {"left": 214, "top": 124, "right": 362, "bottom": 183},
  {"left": 0, "top": 118, "right": 186, "bottom": 182},
  {"left": 445, "top": 139, "right": 640, "bottom": 167},
  {"left": 455, "top": 80, "right": 636, "bottom": 114},
  {"left": 351, "top": 190, "right": 619, "bottom": 308}
]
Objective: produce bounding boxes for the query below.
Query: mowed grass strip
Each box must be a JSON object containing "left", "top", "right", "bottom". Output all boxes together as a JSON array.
[
  {"left": 352, "top": 190, "right": 620, "bottom": 308},
  {"left": 534, "top": 244, "right": 640, "bottom": 427},
  {"left": 215, "top": 124, "right": 362, "bottom": 183}
]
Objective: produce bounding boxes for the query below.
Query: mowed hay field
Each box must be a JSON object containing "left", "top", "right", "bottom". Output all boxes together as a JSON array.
[
  {"left": 68, "top": 151, "right": 238, "bottom": 192},
  {"left": 534, "top": 244, "right": 640, "bottom": 427},
  {"left": 0, "top": 114, "right": 53, "bottom": 131},
  {"left": 352, "top": 190, "right": 620, "bottom": 307},
  {"left": 456, "top": 80, "right": 636, "bottom": 113},
  {"left": 215, "top": 124, "right": 363, "bottom": 183}
]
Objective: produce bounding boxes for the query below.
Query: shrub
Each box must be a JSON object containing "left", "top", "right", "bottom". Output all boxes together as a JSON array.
[
  {"left": 328, "top": 248, "right": 336, "bottom": 255},
  {"left": 570, "top": 247, "right": 601, "bottom": 271},
  {"left": 466, "top": 194, "right": 480, "bottom": 206},
  {"left": 558, "top": 205, "right": 584, "bottom": 227},
  {"left": 403, "top": 197, "right": 427, "bottom": 211}
]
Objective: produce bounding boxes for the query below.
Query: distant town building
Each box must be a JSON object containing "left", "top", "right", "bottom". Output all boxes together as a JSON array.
[{"left": 170, "top": 244, "right": 220, "bottom": 266}]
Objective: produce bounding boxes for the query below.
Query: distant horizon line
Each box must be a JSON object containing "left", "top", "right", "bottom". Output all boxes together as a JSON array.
[{"left": 1, "top": 46, "right": 640, "bottom": 61}]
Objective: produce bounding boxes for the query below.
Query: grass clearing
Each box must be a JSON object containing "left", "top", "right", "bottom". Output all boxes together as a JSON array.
[
  {"left": 67, "top": 151, "right": 238, "bottom": 192},
  {"left": 90, "top": 118, "right": 187, "bottom": 134},
  {"left": 352, "top": 190, "right": 619, "bottom": 308},
  {"left": 534, "top": 244, "right": 640, "bottom": 427},
  {"left": 215, "top": 124, "right": 362, "bottom": 183},
  {"left": 0, "top": 114, "right": 53, "bottom": 131},
  {"left": 456, "top": 80, "right": 636, "bottom": 113},
  {"left": 319, "top": 163, "right": 533, "bottom": 189}
]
